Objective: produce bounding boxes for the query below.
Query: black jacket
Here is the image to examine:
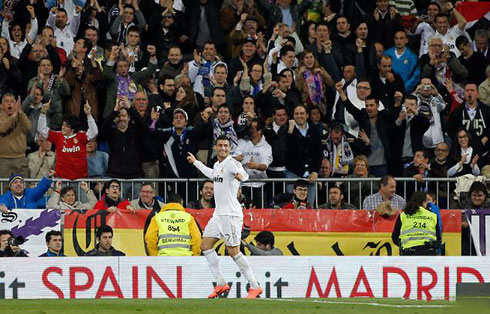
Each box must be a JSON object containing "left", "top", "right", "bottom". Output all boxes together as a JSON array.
[
  {"left": 285, "top": 124, "right": 323, "bottom": 177},
  {"left": 393, "top": 115, "right": 431, "bottom": 162},
  {"left": 85, "top": 244, "right": 126, "bottom": 256},
  {"left": 264, "top": 124, "right": 288, "bottom": 168},
  {"left": 343, "top": 98, "right": 400, "bottom": 163}
]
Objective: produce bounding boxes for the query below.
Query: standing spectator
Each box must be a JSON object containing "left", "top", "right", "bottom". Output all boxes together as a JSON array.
[
  {"left": 0, "top": 94, "right": 31, "bottom": 177},
  {"left": 370, "top": 55, "right": 405, "bottom": 109},
  {"left": 145, "top": 193, "right": 201, "bottom": 256},
  {"left": 408, "top": 1, "right": 439, "bottom": 57},
  {"left": 324, "top": 121, "right": 354, "bottom": 177},
  {"left": 433, "top": 4, "right": 469, "bottom": 58},
  {"left": 456, "top": 35, "right": 488, "bottom": 86},
  {"left": 402, "top": 150, "right": 431, "bottom": 199},
  {"left": 47, "top": 181, "right": 98, "bottom": 211},
  {"left": 38, "top": 101, "right": 98, "bottom": 180},
  {"left": 86, "top": 225, "right": 126, "bottom": 256},
  {"left": 473, "top": 29, "right": 489, "bottom": 60},
  {"left": 159, "top": 46, "right": 186, "bottom": 79},
  {"left": 414, "top": 78, "right": 446, "bottom": 149},
  {"left": 447, "top": 128, "right": 480, "bottom": 177},
  {"left": 264, "top": 106, "right": 288, "bottom": 196},
  {"left": 319, "top": 185, "right": 357, "bottom": 210},
  {"left": 242, "top": 231, "right": 283, "bottom": 256},
  {"left": 130, "top": 183, "right": 164, "bottom": 211},
  {"left": 384, "top": 30, "right": 420, "bottom": 94},
  {"left": 449, "top": 82, "right": 490, "bottom": 164},
  {"left": 188, "top": 42, "right": 221, "bottom": 97},
  {"left": 1, "top": 4, "right": 38, "bottom": 59},
  {"left": 64, "top": 56, "right": 103, "bottom": 120},
  {"left": 187, "top": 180, "right": 215, "bottom": 209},
  {"left": 283, "top": 179, "right": 311, "bottom": 209},
  {"left": 429, "top": 142, "right": 450, "bottom": 208},
  {"left": 39, "top": 230, "right": 65, "bottom": 257},
  {"left": 101, "top": 100, "right": 146, "bottom": 181},
  {"left": 234, "top": 119, "right": 273, "bottom": 208},
  {"left": 343, "top": 155, "right": 378, "bottom": 209},
  {"left": 46, "top": 6, "right": 82, "bottom": 56},
  {"left": 102, "top": 45, "right": 157, "bottom": 118},
  {"left": 0, "top": 172, "right": 53, "bottom": 213},
  {"left": 0, "top": 36, "right": 22, "bottom": 96},
  {"left": 110, "top": 3, "right": 146, "bottom": 45},
  {"left": 185, "top": 0, "right": 226, "bottom": 51},
  {"left": 366, "top": 0, "right": 402, "bottom": 50},
  {"left": 27, "top": 135, "right": 55, "bottom": 180},
  {"left": 285, "top": 104, "right": 322, "bottom": 206},
  {"left": 363, "top": 175, "right": 406, "bottom": 211},
  {"left": 22, "top": 85, "right": 53, "bottom": 150},
  {"left": 93, "top": 180, "right": 134, "bottom": 213},
  {"left": 27, "top": 57, "right": 69, "bottom": 130},
  {"left": 336, "top": 82, "right": 401, "bottom": 177},
  {"left": 316, "top": 158, "right": 332, "bottom": 206}
]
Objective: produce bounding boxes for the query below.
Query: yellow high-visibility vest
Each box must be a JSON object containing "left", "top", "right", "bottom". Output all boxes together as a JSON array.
[
  {"left": 155, "top": 210, "right": 192, "bottom": 256},
  {"left": 399, "top": 206, "right": 437, "bottom": 250}
]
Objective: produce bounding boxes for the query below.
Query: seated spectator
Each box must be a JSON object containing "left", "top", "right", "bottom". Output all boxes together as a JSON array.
[
  {"left": 283, "top": 179, "right": 311, "bottom": 209},
  {"left": 187, "top": 180, "right": 215, "bottom": 209},
  {"left": 93, "top": 179, "right": 134, "bottom": 213},
  {"left": 319, "top": 185, "right": 357, "bottom": 210},
  {"left": 448, "top": 128, "right": 480, "bottom": 177},
  {"left": 0, "top": 172, "right": 53, "bottom": 213},
  {"left": 130, "top": 183, "right": 164, "bottom": 211},
  {"left": 343, "top": 155, "right": 377, "bottom": 209},
  {"left": 27, "top": 135, "right": 55, "bottom": 180},
  {"left": 0, "top": 230, "right": 28, "bottom": 257},
  {"left": 0, "top": 94, "right": 31, "bottom": 178},
  {"left": 242, "top": 231, "right": 283, "bottom": 256},
  {"left": 85, "top": 225, "right": 126, "bottom": 256},
  {"left": 363, "top": 175, "right": 406, "bottom": 211},
  {"left": 38, "top": 101, "right": 98, "bottom": 180},
  {"left": 145, "top": 193, "right": 201, "bottom": 256},
  {"left": 47, "top": 181, "right": 97, "bottom": 211},
  {"left": 86, "top": 138, "right": 109, "bottom": 178},
  {"left": 429, "top": 142, "right": 450, "bottom": 208},
  {"left": 459, "top": 182, "right": 489, "bottom": 210},
  {"left": 39, "top": 230, "right": 65, "bottom": 257}
]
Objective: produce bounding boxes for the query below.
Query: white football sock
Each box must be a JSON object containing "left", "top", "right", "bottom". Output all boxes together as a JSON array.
[
  {"left": 232, "top": 252, "right": 259, "bottom": 289},
  {"left": 203, "top": 249, "right": 227, "bottom": 286}
]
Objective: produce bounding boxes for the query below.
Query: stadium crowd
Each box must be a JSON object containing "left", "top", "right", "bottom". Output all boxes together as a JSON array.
[{"left": 0, "top": 0, "right": 489, "bottom": 215}]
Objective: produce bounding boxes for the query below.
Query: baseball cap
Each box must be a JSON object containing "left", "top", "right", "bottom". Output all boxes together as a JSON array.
[{"left": 173, "top": 108, "right": 188, "bottom": 121}]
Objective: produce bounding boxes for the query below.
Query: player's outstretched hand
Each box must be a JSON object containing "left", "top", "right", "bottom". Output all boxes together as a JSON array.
[
  {"left": 234, "top": 172, "right": 243, "bottom": 181},
  {"left": 187, "top": 152, "right": 196, "bottom": 164}
]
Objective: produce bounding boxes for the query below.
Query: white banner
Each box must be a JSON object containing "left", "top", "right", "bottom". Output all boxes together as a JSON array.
[
  {"left": 0, "top": 209, "right": 62, "bottom": 257},
  {"left": 0, "top": 256, "right": 488, "bottom": 300}
]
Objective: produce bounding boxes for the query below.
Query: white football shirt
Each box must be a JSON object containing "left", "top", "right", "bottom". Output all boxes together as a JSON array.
[{"left": 193, "top": 156, "right": 249, "bottom": 217}]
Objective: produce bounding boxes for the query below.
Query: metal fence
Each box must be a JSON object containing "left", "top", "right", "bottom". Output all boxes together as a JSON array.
[{"left": 0, "top": 177, "right": 459, "bottom": 209}]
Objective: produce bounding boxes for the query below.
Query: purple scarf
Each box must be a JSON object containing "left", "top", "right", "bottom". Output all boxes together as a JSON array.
[
  {"left": 116, "top": 74, "right": 137, "bottom": 101},
  {"left": 304, "top": 71, "right": 324, "bottom": 105}
]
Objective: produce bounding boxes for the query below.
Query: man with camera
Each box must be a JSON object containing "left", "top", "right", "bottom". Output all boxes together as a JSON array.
[{"left": 0, "top": 230, "right": 27, "bottom": 257}]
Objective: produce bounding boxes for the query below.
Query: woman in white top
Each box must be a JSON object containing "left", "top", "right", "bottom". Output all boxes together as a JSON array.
[{"left": 448, "top": 128, "right": 480, "bottom": 177}]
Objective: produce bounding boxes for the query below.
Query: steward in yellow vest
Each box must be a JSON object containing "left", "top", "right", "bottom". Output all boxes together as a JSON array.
[
  {"left": 145, "top": 198, "right": 201, "bottom": 256},
  {"left": 392, "top": 191, "right": 441, "bottom": 256}
]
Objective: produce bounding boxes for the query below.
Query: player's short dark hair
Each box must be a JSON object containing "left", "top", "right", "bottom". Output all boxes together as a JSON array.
[
  {"left": 254, "top": 231, "right": 275, "bottom": 246},
  {"left": 96, "top": 225, "right": 113, "bottom": 239},
  {"left": 294, "top": 179, "right": 309, "bottom": 189},
  {"left": 46, "top": 230, "right": 62, "bottom": 243},
  {"left": 215, "top": 134, "right": 231, "bottom": 145}
]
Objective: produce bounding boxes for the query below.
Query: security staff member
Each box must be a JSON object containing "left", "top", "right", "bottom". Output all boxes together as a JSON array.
[
  {"left": 392, "top": 191, "right": 442, "bottom": 256},
  {"left": 145, "top": 194, "right": 201, "bottom": 256}
]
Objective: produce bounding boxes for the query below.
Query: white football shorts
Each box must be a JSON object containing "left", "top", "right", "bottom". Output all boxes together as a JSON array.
[{"left": 203, "top": 215, "right": 243, "bottom": 247}]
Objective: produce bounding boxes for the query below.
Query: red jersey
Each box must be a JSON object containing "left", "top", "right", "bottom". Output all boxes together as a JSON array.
[{"left": 48, "top": 131, "right": 89, "bottom": 180}]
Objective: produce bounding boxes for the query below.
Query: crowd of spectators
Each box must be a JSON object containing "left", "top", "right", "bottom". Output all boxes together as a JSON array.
[{"left": 0, "top": 0, "right": 489, "bottom": 212}]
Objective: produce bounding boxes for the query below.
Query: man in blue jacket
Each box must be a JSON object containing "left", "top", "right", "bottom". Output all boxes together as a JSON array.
[{"left": 0, "top": 171, "right": 53, "bottom": 212}]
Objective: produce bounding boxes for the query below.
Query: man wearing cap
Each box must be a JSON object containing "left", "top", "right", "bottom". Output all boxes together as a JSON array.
[
  {"left": 227, "top": 35, "right": 263, "bottom": 85},
  {"left": 149, "top": 107, "right": 210, "bottom": 203},
  {"left": 0, "top": 171, "right": 54, "bottom": 212}
]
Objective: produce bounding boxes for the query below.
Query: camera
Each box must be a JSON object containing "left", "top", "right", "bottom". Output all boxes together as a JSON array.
[
  {"left": 423, "top": 84, "right": 432, "bottom": 91},
  {"left": 8, "top": 236, "right": 25, "bottom": 247}
]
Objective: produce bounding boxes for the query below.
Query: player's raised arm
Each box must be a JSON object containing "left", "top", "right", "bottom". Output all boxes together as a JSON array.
[
  {"left": 188, "top": 152, "right": 214, "bottom": 179},
  {"left": 233, "top": 160, "right": 249, "bottom": 182}
]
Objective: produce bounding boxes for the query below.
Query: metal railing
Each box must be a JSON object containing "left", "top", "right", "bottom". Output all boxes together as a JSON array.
[{"left": 0, "top": 177, "right": 458, "bottom": 209}]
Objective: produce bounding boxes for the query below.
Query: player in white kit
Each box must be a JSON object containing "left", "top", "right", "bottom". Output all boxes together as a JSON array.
[{"left": 187, "top": 135, "right": 263, "bottom": 299}]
